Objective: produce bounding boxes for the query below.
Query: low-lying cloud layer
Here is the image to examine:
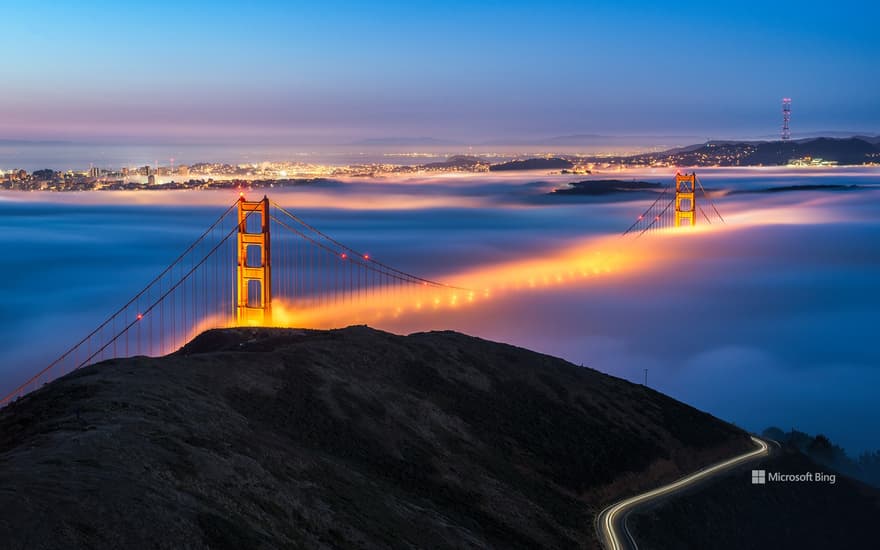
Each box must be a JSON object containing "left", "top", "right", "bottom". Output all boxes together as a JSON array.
[{"left": 1, "top": 167, "right": 878, "bottom": 453}]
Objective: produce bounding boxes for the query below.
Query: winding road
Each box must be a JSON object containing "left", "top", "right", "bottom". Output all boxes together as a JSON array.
[{"left": 595, "top": 435, "right": 772, "bottom": 550}]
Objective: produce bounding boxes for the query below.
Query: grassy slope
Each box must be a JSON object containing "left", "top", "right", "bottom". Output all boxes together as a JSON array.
[{"left": 0, "top": 327, "right": 750, "bottom": 549}]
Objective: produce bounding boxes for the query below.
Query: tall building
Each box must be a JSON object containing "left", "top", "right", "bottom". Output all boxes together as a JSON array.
[{"left": 148, "top": 174, "right": 157, "bottom": 186}]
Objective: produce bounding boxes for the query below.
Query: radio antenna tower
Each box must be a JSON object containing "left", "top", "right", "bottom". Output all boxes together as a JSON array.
[{"left": 782, "top": 98, "right": 791, "bottom": 141}]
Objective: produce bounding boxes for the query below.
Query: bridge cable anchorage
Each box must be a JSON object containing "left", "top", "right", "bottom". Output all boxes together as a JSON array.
[{"left": 271, "top": 201, "right": 471, "bottom": 291}]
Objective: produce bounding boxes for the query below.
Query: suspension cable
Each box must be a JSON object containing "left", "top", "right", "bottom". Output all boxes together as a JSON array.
[
  {"left": 696, "top": 175, "right": 725, "bottom": 224},
  {"left": 0, "top": 199, "right": 244, "bottom": 407},
  {"left": 269, "top": 214, "right": 453, "bottom": 288},
  {"left": 623, "top": 184, "right": 671, "bottom": 236},
  {"left": 271, "top": 202, "right": 470, "bottom": 291}
]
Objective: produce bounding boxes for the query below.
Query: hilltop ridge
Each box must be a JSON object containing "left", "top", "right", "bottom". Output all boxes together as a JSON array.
[
  {"left": 0, "top": 326, "right": 749, "bottom": 549},
  {"left": 587, "top": 136, "right": 880, "bottom": 167}
]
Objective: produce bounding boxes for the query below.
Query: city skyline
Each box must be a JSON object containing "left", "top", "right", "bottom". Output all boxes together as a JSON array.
[{"left": 1, "top": 0, "right": 878, "bottom": 143}]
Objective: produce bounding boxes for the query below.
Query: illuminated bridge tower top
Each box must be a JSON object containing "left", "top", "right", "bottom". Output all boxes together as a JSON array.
[
  {"left": 674, "top": 172, "right": 696, "bottom": 228},
  {"left": 237, "top": 195, "right": 272, "bottom": 325}
]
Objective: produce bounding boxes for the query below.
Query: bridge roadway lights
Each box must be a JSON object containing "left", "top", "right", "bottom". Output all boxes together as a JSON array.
[{"left": 237, "top": 195, "right": 272, "bottom": 326}]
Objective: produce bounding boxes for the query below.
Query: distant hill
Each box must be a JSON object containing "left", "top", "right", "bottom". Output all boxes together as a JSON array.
[
  {"left": 0, "top": 326, "right": 750, "bottom": 549},
  {"left": 540, "top": 134, "right": 705, "bottom": 147},
  {"left": 419, "top": 155, "right": 488, "bottom": 170},
  {"left": 479, "top": 134, "right": 704, "bottom": 147},
  {"left": 753, "top": 130, "right": 880, "bottom": 141},
  {"left": 609, "top": 137, "right": 880, "bottom": 166},
  {"left": 349, "top": 137, "right": 462, "bottom": 146},
  {"left": 489, "top": 157, "right": 574, "bottom": 171},
  {"left": 550, "top": 179, "right": 663, "bottom": 196}
]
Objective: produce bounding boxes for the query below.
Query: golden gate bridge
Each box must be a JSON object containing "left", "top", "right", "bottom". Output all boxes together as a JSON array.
[
  {"left": 0, "top": 172, "right": 722, "bottom": 407},
  {"left": 622, "top": 172, "right": 724, "bottom": 236}
]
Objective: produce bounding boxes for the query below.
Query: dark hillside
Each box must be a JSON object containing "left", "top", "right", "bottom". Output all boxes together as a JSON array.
[
  {"left": 550, "top": 179, "right": 662, "bottom": 196},
  {"left": 0, "top": 327, "right": 750, "bottom": 549},
  {"left": 490, "top": 157, "right": 574, "bottom": 171}
]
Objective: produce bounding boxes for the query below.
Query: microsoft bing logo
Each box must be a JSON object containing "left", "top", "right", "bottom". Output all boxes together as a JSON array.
[{"left": 751, "top": 470, "right": 766, "bottom": 484}]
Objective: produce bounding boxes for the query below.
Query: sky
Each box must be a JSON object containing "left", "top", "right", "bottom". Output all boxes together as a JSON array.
[{"left": 1, "top": 0, "right": 878, "bottom": 143}]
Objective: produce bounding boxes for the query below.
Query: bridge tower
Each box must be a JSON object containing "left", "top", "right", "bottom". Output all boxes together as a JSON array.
[
  {"left": 674, "top": 172, "right": 696, "bottom": 227},
  {"left": 237, "top": 195, "right": 272, "bottom": 325}
]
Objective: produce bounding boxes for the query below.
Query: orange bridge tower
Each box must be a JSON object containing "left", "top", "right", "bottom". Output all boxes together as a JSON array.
[
  {"left": 674, "top": 172, "right": 697, "bottom": 227},
  {"left": 237, "top": 195, "right": 272, "bottom": 325}
]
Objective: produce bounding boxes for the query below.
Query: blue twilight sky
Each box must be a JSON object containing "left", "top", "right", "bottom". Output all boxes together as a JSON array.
[{"left": 0, "top": 0, "right": 878, "bottom": 143}]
